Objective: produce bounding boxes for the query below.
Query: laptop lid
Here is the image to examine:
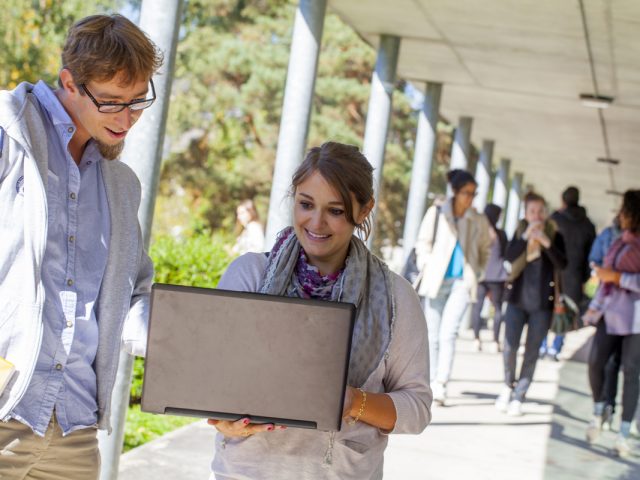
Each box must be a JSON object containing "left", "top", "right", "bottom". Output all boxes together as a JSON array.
[{"left": 141, "top": 283, "right": 356, "bottom": 432}]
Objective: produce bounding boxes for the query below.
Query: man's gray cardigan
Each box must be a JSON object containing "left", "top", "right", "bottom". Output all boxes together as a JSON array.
[{"left": 0, "top": 82, "right": 153, "bottom": 432}]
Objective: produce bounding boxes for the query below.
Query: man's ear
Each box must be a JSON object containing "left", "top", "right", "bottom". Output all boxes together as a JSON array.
[{"left": 59, "top": 68, "right": 79, "bottom": 95}]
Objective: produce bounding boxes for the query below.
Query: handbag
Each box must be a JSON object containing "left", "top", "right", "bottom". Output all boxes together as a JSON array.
[
  {"left": 404, "top": 205, "right": 441, "bottom": 289},
  {"left": 550, "top": 271, "right": 580, "bottom": 334},
  {"left": 400, "top": 247, "right": 420, "bottom": 284}
]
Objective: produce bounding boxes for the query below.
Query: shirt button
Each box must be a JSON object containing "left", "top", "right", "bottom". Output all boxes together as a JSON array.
[
  {"left": 67, "top": 127, "right": 74, "bottom": 134},
  {"left": 87, "top": 161, "right": 92, "bottom": 165},
  {"left": 550, "top": 281, "right": 555, "bottom": 287},
  {"left": 69, "top": 192, "right": 76, "bottom": 200},
  {"left": 67, "top": 279, "right": 74, "bottom": 286},
  {"left": 69, "top": 235, "right": 75, "bottom": 243},
  {"left": 67, "top": 321, "right": 73, "bottom": 328},
  {"left": 548, "top": 296, "right": 554, "bottom": 301},
  {"left": 55, "top": 363, "right": 63, "bottom": 371}
]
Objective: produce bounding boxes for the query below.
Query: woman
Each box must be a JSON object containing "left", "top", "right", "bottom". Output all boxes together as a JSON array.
[
  {"left": 231, "top": 199, "right": 265, "bottom": 255},
  {"left": 470, "top": 203, "right": 508, "bottom": 352},
  {"left": 209, "top": 142, "right": 432, "bottom": 479},
  {"left": 414, "top": 169, "right": 491, "bottom": 405},
  {"left": 584, "top": 189, "right": 640, "bottom": 457},
  {"left": 495, "top": 192, "right": 567, "bottom": 416}
]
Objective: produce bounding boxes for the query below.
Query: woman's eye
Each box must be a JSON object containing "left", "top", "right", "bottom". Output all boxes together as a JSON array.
[
  {"left": 329, "top": 208, "right": 345, "bottom": 216},
  {"left": 300, "top": 201, "right": 313, "bottom": 210}
]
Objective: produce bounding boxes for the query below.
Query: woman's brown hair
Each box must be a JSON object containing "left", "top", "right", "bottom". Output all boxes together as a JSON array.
[
  {"left": 291, "top": 142, "right": 374, "bottom": 240},
  {"left": 60, "top": 14, "right": 163, "bottom": 87}
]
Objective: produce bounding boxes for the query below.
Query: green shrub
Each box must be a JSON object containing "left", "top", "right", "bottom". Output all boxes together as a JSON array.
[
  {"left": 124, "top": 405, "right": 198, "bottom": 452},
  {"left": 125, "top": 231, "right": 234, "bottom": 450}
]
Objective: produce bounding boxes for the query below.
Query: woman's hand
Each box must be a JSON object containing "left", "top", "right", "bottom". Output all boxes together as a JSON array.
[
  {"left": 207, "top": 417, "right": 285, "bottom": 438},
  {"left": 582, "top": 308, "right": 602, "bottom": 326},
  {"left": 342, "top": 386, "right": 356, "bottom": 419},
  {"left": 593, "top": 265, "right": 622, "bottom": 285},
  {"left": 529, "top": 228, "right": 551, "bottom": 249}
]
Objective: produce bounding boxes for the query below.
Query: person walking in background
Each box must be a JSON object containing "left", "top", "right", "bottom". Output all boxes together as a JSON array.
[
  {"left": 231, "top": 199, "right": 265, "bottom": 255},
  {"left": 0, "top": 14, "right": 161, "bottom": 479},
  {"left": 209, "top": 142, "right": 431, "bottom": 479},
  {"left": 495, "top": 192, "right": 567, "bottom": 416},
  {"left": 414, "top": 169, "right": 491, "bottom": 405},
  {"left": 540, "top": 186, "right": 596, "bottom": 360},
  {"left": 589, "top": 216, "right": 622, "bottom": 267},
  {"left": 584, "top": 190, "right": 640, "bottom": 457},
  {"left": 587, "top": 215, "right": 623, "bottom": 430},
  {"left": 471, "top": 203, "right": 508, "bottom": 353}
]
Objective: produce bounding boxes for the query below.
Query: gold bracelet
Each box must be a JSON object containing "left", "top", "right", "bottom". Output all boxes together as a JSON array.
[{"left": 347, "top": 388, "right": 367, "bottom": 425}]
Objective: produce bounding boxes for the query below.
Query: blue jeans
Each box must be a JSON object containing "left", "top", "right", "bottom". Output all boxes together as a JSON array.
[
  {"left": 503, "top": 304, "right": 551, "bottom": 402},
  {"left": 424, "top": 279, "right": 470, "bottom": 385},
  {"left": 539, "top": 334, "right": 564, "bottom": 356}
]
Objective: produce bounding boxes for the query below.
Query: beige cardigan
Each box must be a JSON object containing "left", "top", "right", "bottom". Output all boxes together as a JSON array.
[{"left": 414, "top": 200, "right": 491, "bottom": 301}]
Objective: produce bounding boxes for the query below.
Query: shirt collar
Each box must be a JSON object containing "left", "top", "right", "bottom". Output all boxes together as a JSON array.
[{"left": 32, "top": 81, "right": 75, "bottom": 129}]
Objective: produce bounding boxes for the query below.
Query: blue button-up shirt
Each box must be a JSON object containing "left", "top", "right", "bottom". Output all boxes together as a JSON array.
[{"left": 12, "top": 81, "right": 111, "bottom": 436}]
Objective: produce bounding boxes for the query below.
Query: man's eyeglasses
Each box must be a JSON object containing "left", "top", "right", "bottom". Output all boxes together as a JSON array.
[{"left": 81, "top": 79, "right": 156, "bottom": 113}]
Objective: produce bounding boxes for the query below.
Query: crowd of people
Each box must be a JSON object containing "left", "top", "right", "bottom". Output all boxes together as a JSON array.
[
  {"left": 411, "top": 176, "right": 640, "bottom": 457},
  {"left": 0, "top": 12, "right": 639, "bottom": 480}
]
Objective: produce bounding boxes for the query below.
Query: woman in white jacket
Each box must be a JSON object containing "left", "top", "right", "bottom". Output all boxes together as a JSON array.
[{"left": 415, "top": 169, "right": 491, "bottom": 404}]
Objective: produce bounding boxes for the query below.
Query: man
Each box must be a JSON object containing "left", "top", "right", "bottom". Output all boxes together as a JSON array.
[
  {"left": 0, "top": 14, "right": 163, "bottom": 479},
  {"left": 540, "top": 186, "right": 596, "bottom": 360}
]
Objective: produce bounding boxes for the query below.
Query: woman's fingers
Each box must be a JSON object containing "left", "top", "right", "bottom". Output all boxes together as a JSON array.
[{"left": 207, "top": 417, "right": 284, "bottom": 437}]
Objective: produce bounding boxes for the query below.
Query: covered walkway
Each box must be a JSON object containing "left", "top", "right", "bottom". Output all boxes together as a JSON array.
[{"left": 118, "top": 328, "right": 640, "bottom": 479}]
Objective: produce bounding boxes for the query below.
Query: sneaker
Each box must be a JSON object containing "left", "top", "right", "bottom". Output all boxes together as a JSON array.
[
  {"left": 630, "top": 421, "right": 640, "bottom": 438},
  {"left": 601, "top": 405, "right": 614, "bottom": 432},
  {"left": 495, "top": 387, "right": 512, "bottom": 412},
  {"left": 432, "top": 382, "right": 446, "bottom": 406},
  {"left": 507, "top": 400, "right": 523, "bottom": 417},
  {"left": 614, "top": 435, "right": 632, "bottom": 457},
  {"left": 586, "top": 416, "right": 602, "bottom": 444},
  {"left": 474, "top": 339, "right": 482, "bottom": 352}
]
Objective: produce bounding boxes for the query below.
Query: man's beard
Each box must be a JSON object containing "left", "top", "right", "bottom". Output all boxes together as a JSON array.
[{"left": 96, "top": 140, "right": 125, "bottom": 160}]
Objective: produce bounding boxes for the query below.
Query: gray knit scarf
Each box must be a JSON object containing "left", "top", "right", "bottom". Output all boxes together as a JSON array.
[{"left": 260, "top": 227, "right": 396, "bottom": 388}]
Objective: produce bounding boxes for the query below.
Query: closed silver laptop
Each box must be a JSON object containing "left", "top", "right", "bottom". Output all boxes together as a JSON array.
[{"left": 141, "top": 283, "right": 356, "bottom": 431}]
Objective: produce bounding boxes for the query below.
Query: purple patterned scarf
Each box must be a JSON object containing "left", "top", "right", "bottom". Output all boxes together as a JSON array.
[
  {"left": 603, "top": 230, "right": 640, "bottom": 295},
  {"left": 260, "top": 227, "right": 395, "bottom": 388}
]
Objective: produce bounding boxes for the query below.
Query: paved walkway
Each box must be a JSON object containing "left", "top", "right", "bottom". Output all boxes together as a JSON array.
[{"left": 119, "top": 327, "right": 640, "bottom": 479}]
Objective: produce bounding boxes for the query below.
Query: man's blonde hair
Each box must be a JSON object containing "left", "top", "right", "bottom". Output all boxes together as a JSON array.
[{"left": 61, "top": 14, "right": 163, "bottom": 86}]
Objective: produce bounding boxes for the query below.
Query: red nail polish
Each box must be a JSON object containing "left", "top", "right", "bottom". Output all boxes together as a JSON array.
[
  {"left": 243, "top": 418, "right": 250, "bottom": 425},
  {"left": 267, "top": 425, "right": 274, "bottom": 431}
]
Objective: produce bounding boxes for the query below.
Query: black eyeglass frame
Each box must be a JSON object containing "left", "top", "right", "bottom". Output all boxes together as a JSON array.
[{"left": 80, "top": 78, "right": 156, "bottom": 113}]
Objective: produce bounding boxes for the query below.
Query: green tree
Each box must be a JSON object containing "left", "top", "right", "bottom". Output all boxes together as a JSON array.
[{"left": 0, "top": 0, "right": 116, "bottom": 89}]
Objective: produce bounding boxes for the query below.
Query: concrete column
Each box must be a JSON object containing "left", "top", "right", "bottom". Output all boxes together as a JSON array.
[
  {"left": 98, "top": 1, "right": 183, "bottom": 479},
  {"left": 449, "top": 116, "right": 473, "bottom": 170},
  {"left": 363, "top": 34, "right": 401, "bottom": 248},
  {"left": 447, "top": 116, "right": 473, "bottom": 198},
  {"left": 473, "top": 140, "right": 494, "bottom": 212},
  {"left": 504, "top": 172, "right": 524, "bottom": 238},
  {"left": 492, "top": 158, "right": 510, "bottom": 227},
  {"left": 264, "top": 0, "right": 327, "bottom": 249},
  {"left": 401, "top": 82, "right": 442, "bottom": 262}
]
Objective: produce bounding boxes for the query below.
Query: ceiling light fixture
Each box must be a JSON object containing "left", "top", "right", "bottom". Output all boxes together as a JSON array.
[
  {"left": 579, "top": 93, "right": 614, "bottom": 109},
  {"left": 605, "top": 189, "right": 623, "bottom": 196},
  {"left": 597, "top": 157, "right": 620, "bottom": 165}
]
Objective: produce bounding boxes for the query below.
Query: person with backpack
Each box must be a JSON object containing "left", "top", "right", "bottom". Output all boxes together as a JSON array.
[
  {"left": 414, "top": 169, "right": 491, "bottom": 405},
  {"left": 471, "top": 203, "right": 508, "bottom": 352}
]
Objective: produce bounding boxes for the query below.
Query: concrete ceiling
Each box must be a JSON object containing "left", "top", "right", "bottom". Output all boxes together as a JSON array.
[{"left": 328, "top": 0, "right": 640, "bottom": 228}]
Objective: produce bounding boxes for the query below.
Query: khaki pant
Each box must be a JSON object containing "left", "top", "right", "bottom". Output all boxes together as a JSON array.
[{"left": 0, "top": 416, "right": 99, "bottom": 480}]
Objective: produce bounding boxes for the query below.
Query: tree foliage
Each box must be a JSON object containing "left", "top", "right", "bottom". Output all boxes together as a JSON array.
[{"left": 0, "top": 0, "right": 116, "bottom": 89}]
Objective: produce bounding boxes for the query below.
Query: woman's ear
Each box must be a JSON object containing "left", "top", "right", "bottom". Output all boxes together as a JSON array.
[{"left": 357, "top": 198, "right": 375, "bottom": 225}]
